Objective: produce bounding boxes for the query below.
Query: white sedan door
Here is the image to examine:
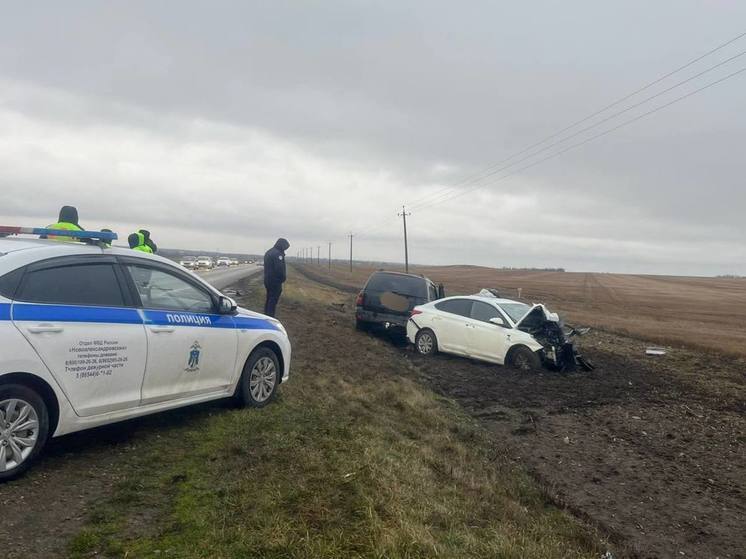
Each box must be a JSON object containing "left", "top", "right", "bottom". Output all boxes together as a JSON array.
[
  {"left": 429, "top": 299, "right": 474, "bottom": 355},
  {"left": 124, "top": 262, "right": 238, "bottom": 405},
  {"left": 465, "top": 301, "right": 512, "bottom": 364}
]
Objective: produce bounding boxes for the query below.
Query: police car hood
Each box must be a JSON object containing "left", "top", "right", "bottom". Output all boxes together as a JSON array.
[{"left": 236, "top": 306, "right": 282, "bottom": 325}]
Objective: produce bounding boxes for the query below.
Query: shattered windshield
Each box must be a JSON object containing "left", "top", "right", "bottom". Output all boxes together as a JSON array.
[{"left": 498, "top": 302, "right": 531, "bottom": 323}]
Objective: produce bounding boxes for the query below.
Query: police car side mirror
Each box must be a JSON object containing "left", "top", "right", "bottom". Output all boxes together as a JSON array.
[
  {"left": 489, "top": 316, "right": 505, "bottom": 326},
  {"left": 218, "top": 296, "right": 237, "bottom": 315}
]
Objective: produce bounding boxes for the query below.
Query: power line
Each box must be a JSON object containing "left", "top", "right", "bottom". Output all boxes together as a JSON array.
[
  {"left": 409, "top": 48, "right": 746, "bottom": 211},
  {"left": 412, "top": 65, "right": 746, "bottom": 212},
  {"left": 402, "top": 30, "right": 746, "bottom": 211},
  {"left": 339, "top": 31, "right": 746, "bottom": 260}
]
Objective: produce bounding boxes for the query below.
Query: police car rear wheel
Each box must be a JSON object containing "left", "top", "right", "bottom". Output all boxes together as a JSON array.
[
  {"left": 0, "top": 384, "right": 49, "bottom": 482},
  {"left": 237, "top": 348, "right": 279, "bottom": 408}
]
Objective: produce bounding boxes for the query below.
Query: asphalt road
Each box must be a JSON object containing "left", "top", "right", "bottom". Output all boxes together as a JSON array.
[{"left": 197, "top": 264, "right": 263, "bottom": 291}]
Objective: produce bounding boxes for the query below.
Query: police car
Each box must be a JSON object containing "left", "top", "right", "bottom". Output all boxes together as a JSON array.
[{"left": 0, "top": 227, "right": 291, "bottom": 481}]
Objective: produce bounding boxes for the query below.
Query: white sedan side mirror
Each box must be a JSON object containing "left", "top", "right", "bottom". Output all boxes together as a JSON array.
[{"left": 489, "top": 316, "right": 505, "bottom": 326}]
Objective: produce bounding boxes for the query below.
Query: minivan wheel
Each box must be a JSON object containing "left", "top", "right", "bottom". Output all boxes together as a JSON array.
[
  {"left": 415, "top": 329, "right": 438, "bottom": 356},
  {"left": 507, "top": 346, "right": 542, "bottom": 372},
  {"left": 0, "top": 384, "right": 49, "bottom": 482},
  {"left": 236, "top": 348, "right": 280, "bottom": 408}
]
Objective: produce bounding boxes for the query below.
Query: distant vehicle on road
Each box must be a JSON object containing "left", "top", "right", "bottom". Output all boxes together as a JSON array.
[
  {"left": 0, "top": 233, "right": 291, "bottom": 481},
  {"left": 179, "top": 256, "right": 197, "bottom": 269},
  {"left": 231, "top": 258, "right": 239, "bottom": 266},
  {"left": 196, "top": 256, "right": 214, "bottom": 270},
  {"left": 355, "top": 271, "right": 444, "bottom": 332},
  {"left": 216, "top": 257, "right": 232, "bottom": 267},
  {"left": 406, "top": 295, "right": 593, "bottom": 372}
]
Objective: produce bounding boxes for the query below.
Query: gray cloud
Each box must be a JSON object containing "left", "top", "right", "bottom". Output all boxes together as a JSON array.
[{"left": 1, "top": 1, "right": 745, "bottom": 275}]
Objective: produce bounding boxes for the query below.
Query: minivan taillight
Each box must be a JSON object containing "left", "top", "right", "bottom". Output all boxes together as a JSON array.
[{"left": 355, "top": 292, "right": 364, "bottom": 306}]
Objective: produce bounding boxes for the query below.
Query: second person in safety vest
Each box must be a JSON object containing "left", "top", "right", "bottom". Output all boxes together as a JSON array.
[{"left": 128, "top": 232, "right": 153, "bottom": 253}]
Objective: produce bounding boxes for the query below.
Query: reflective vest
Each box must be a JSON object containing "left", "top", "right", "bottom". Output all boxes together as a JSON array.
[
  {"left": 46, "top": 221, "right": 83, "bottom": 242},
  {"left": 132, "top": 232, "right": 153, "bottom": 253}
]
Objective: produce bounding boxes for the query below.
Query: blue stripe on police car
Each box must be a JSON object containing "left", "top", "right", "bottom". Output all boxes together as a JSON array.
[
  {"left": 11, "top": 303, "right": 142, "bottom": 324},
  {"left": 1, "top": 303, "right": 277, "bottom": 331},
  {"left": 143, "top": 310, "right": 278, "bottom": 331}
]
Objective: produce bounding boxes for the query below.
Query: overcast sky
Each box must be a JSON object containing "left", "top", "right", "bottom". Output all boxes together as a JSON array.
[{"left": 1, "top": 1, "right": 744, "bottom": 275}]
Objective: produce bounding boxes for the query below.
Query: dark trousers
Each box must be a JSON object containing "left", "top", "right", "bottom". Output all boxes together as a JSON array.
[{"left": 264, "top": 284, "right": 283, "bottom": 317}]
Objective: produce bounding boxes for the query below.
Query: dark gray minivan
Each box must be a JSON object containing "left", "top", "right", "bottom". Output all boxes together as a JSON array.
[{"left": 355, "top": 271, "right": 444, "bottom": 332}]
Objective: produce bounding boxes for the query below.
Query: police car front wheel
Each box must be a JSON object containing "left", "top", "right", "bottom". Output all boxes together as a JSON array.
[
  {"left": 236, "top": 348, "right": 280, "bottom": 408},
  {"left": 0, "top": 384, "right": 50, "bottom": 482}
]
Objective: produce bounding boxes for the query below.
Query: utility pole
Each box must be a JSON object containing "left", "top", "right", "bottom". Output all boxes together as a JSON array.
[
  {"left": 348, "top": 233, "right": 354, "bottom": 273},
  {"left": 317, "top": 246, "right": 320, "bottom": 266},
  {"left": 328, "top": 241, "right": 332, "bottom": 271},
  {"left": 398, "top": 205, "right": 411, "bottom": 273}
]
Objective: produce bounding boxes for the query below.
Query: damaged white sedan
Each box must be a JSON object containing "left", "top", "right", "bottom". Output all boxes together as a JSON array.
[{"left": 406, "top": 292, "right": 593, "bottom": 372}]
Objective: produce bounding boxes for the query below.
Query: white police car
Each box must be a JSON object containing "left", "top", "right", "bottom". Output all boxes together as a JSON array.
[{"left": 0, "top": 227, "right": 291, "bottom": 481}]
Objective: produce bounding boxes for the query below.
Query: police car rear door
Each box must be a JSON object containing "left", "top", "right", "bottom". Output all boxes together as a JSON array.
[
  {"left": 11, "top": 255, "right": 148, "bottom": 417},
  {"left": 122, "top": 261, "right": 238, "bottom": 404}
]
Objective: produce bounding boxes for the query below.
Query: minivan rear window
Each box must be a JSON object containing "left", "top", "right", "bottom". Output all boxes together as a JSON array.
[{"left": 365, "top": 273, "right": 428, "bottom": 298}]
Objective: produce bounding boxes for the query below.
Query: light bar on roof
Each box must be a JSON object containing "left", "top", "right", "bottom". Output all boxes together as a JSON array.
[{"left": 0, "top": 226, "right": 118, "bottom": 242}]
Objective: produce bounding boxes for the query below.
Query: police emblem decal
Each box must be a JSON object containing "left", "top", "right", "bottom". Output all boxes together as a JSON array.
[{"left": 186, "top": 341, "right": 201, "bottom": 372}]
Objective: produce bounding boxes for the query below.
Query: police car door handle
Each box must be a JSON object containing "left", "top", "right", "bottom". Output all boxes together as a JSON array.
[
  {"left": 27, "top": 324, "right": 64, "bottom": 334},
  {"left": 149, "top": 326, "right": 175, "bottom": 333}
]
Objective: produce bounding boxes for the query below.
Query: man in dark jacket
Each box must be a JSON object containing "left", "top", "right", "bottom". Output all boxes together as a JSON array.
[{"left": 263, "top": 238, "right": 290, "bottom": 317}]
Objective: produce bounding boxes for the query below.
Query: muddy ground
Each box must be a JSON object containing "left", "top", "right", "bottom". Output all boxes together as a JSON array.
[
  {"left": 302, "top": 269, "right": 745, "bottom": 559},
  {"left": 0, "top": 271, "right": 743, "bottom": 558},
  {"left": 405, "top": 336, "right": 745, "bottom": 558}
]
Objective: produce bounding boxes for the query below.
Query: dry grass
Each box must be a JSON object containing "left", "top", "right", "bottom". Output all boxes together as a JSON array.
[{"left": 303, "top": 263, "right": 746, "bottom": 356}]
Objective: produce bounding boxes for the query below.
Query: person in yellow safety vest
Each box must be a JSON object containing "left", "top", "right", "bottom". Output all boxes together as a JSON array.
[
  {"left": 128, "top": 232, "right": 153, "bottom": 253},
  {"left": 138, "top": 229, "right": 157, "bottom": 253},
  {"left": 45, "top": 206, "right": 84, "bottom": 241}
]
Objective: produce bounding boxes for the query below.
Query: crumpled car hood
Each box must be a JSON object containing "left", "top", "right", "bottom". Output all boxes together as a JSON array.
[{"left": 515, "top": 304, "right": 560, "bottom": 328}]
